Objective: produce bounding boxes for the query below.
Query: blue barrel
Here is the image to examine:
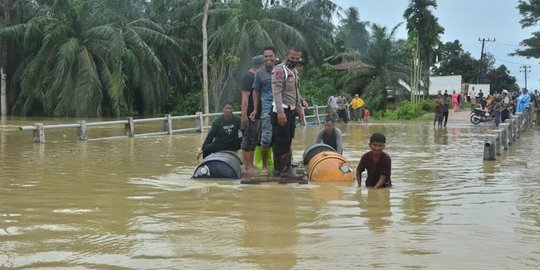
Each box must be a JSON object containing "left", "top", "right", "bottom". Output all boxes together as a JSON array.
[
  {"left": 192, "top": 151, "right": 243, "bottom": 179},
  {"left": 302, "top": 143, "right": 336, "bottom": 165}
]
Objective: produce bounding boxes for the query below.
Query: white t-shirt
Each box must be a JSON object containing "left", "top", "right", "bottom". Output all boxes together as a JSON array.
[{"left": 328, "top": 96, "right": 338, "bottom": 109}]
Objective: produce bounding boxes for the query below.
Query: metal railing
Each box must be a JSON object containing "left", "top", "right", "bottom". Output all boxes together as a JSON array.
[{"left": 19, "top": 105, "right": 329, "bottom": 143}]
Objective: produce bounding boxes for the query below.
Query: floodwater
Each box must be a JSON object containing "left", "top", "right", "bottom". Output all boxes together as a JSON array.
[{"left": 1, "top": 115, "right": 539, "bottom": 269}]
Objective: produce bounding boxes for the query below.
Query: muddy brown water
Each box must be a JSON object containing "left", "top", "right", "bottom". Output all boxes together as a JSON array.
[{"left": 1, "top": 116, "right": 539, "bottom": 269}]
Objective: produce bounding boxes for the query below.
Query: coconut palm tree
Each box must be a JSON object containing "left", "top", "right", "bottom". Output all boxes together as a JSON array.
[
  {"left": 336, "top": 7, "right": 370, "bottom": 54},
  {"left": 281, "top": 0, "right": 339, "bottom": 64},
  {"left": 337, "top": 24, "right": 409, "bottom": 112},
  {"left": 403, "top": 0, "right": 444, "bottom": 97},
  {"left": 203, "top": 0, "right": 304, "bottom": 111}
]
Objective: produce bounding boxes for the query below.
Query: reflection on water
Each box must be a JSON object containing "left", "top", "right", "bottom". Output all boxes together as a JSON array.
[{"left": 1, "top": 117, "right": 540, "bottom": 269}]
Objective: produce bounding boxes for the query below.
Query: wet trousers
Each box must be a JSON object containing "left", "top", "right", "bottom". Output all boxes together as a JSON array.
[{"left": 271, "top": 109, "right": 296, "bottom": 173}]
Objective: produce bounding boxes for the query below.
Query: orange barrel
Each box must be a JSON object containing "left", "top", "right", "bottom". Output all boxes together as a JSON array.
[
  {"left": 192, "top": 151, "right": 242, "bottom": 179},
  {"left": 302, "top": 143, "right": 336, "bottom": 165},
  {"left": 307, "top": 151, "right": 354, "bottom": 182}
]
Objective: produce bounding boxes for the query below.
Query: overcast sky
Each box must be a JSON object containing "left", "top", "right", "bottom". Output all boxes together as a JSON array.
[{"left": 332, "top": 0, "right": 540, "bottom": 90}]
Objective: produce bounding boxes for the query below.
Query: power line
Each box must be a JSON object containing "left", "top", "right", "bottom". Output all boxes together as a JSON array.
[
  {"left": 494, "top": 58, "right": 540, "bottom": 67},
  {"left": 478, "top": 38, "right": 496, "bottom": 83}
]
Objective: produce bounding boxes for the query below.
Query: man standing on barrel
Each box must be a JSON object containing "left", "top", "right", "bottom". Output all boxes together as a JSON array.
[{"left": 271, "top": 44, "right": 305, "bottom": 180}]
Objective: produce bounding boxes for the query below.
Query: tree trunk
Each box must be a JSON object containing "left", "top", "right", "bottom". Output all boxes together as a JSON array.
[{"left": 202, "top": 0, "right": 210, "bottom": 116}]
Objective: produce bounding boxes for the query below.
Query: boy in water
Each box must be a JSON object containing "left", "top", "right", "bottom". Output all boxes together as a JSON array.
[
  {"left": 356, "top": 133, "right": 392, "bottom": 188},
  {"left": 363, "top": 107, "right": 371, "bottom": 122}
]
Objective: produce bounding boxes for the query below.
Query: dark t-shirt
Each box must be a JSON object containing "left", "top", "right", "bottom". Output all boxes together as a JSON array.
[
  {"left": 202, "top": 115, "right": 241, "bottom": 149},
  {"left": 241, "top": 71, "right": 261, "bottom": 117},
  {"left": 321, "top": 130, "right": 337, "bottom": 151},
  {"left": 442, "top": 97, "right": 450, "bottom": 112},
  {"left": 357, "top": 151, "right": 392, "bottom": 187}
]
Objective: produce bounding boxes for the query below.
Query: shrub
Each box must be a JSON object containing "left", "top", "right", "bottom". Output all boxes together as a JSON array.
[
  {"left": 166, "top": 90, "right": 202, "bottom": 115},
  {"left": 300, "top": 66, "right": 336, "bottom": 106},
  {"left": 417, "top": 99, "right": 435, "bottom": 113},
  {"left": 396, "top": 101, "right": 422, "bottom": 120}
]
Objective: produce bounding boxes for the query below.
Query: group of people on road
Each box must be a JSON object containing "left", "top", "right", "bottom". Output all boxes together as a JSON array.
[
  {"left": 195, "top": 44, "right": 392, "bottom": 188},
  {"left": 433, "top": 86, "right": 538, "bottom": 129},
  {"left": 327, "top": 94, "right": 370, "bottom": 123}
]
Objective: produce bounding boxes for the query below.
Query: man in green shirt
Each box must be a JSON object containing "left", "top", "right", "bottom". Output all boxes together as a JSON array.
[{"left": 197, "top": 102, "right": 242, "bottom": 159}]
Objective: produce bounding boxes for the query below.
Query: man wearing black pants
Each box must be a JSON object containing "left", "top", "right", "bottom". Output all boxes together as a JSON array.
[
  {"left": 271, "top": 44, "right": 305, "bottom": 179},
  {"left": 442, "top": 93, "right": 450, "bottom": 127}
]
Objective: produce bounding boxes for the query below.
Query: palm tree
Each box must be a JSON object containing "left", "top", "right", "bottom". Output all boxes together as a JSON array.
[
  {"left": 205, "top": 0, "right": 304, "bottom": 111},
  {"left": 338, "top": 24, "right": 409, "bottom": 112},
  {"left": 403, "top": 0, "right": 444, "bottom": 97},
  {"left": 281, "top": 0, "right": 339, "bottom": 64},
  {"left": 336, "top": 7, "right": 370, "bottom": 54},
  {"left": 1, "top": 0, "right": 180, "bottom": 116}
]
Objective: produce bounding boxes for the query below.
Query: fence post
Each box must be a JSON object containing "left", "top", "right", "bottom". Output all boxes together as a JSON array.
[
  {"left": 314, "top": 105, "right": 320, "bottom": 125},
  {"left": 500, "top": 123, "right": 509, "bottom": 150},
  {"left": 494, "top": 132, "right": 501, "bottom": 155},
  {"left": 32, "top": 123, "right": 45, "bottom": 143},
  {"left": 196, "top": 112, "right": 203, "bottom": 132},
  {"left": 526, "top": 107, "right": 533, "bottom": 128},
  {"left": 77, "top": 120, "right": 88, "bottom": 141},
  {"left": 125, "top": 117, "right": 134, "bottom": 137},
  {"left": 512, "top": 115, "right": 520, "bottom": 139},
  {"left": 163, "top": 114, "right": 173, "bottom": 135},
  {"left": 483, "top": 135, "right": 497, "bottom": 160}
]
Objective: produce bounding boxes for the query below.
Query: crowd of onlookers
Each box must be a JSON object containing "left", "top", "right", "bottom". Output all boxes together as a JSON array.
[{"left": 434, "top": 87, "right": 538, "bottom": 128}]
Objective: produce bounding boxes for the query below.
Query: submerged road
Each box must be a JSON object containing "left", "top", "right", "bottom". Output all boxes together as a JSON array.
[{"left": 1, "top": 110, "right": 539, "bottom": 269}]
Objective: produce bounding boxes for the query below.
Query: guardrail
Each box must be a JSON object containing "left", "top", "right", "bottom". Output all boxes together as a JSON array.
[
  {"left": 19, "top": 105, "right": 329, "bottom": 143},
  {"left": 483, "top": 104, "right": 536, "bottom": 160}
]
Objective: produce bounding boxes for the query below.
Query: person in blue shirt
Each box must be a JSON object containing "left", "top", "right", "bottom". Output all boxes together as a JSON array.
[
  {"left": 251, "top": 46, "right": 277, "bottom": 176},
  {"left": 516, "top": 88, "right": 531, "bottom": 113}
]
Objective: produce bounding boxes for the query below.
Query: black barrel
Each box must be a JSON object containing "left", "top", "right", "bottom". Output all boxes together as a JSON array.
[
  {"left": 302, "top": 143, "right": 336, "bottom": 165},
  {"left": 192, "top": 151, "right": 243, "bottom": 179}
]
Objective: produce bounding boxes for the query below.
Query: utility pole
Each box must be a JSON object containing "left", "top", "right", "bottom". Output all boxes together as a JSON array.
[
  {"left": 477, "top": 38, "right": 495, "bottom": 84},
  {"left": 520, "top": 65, "right": 531, "bottom": 89},
  {"left": 1, "top": 0, "right": 12, "bottom": 117}
]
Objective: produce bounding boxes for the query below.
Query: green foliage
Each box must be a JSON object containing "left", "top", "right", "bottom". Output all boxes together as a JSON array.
[
  {"left": 416, "top": 99, "right": 435, "bottom": 112},
  {"left": 372, "top": 99, "right": 435, "bottom": 121},
  {"left": 432, "top": 40, "right": 480, "bottom": 83},
  {"left": 166, "top": 90, "right": 202, "bottom": 115},
  {"left": 299, "top": 66, "right": 336, "bottom": 105},
  {"left": 485, "top": 64, "right": 518, "bottom": 92},
  {"left": 395, "top": 100, "right": 422, "bottom": 119},
  {"left": 2, "top": 0, "right": 182, "bottom": 117},
  {"left": 516, "top": 0, "right": 540, "bottom": 58},
  {"left": 335, "top": 7, "right": 370, "bottom": 53},
  {"left": 380, "top": 109, "right": 399, "bottom": 120}
]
